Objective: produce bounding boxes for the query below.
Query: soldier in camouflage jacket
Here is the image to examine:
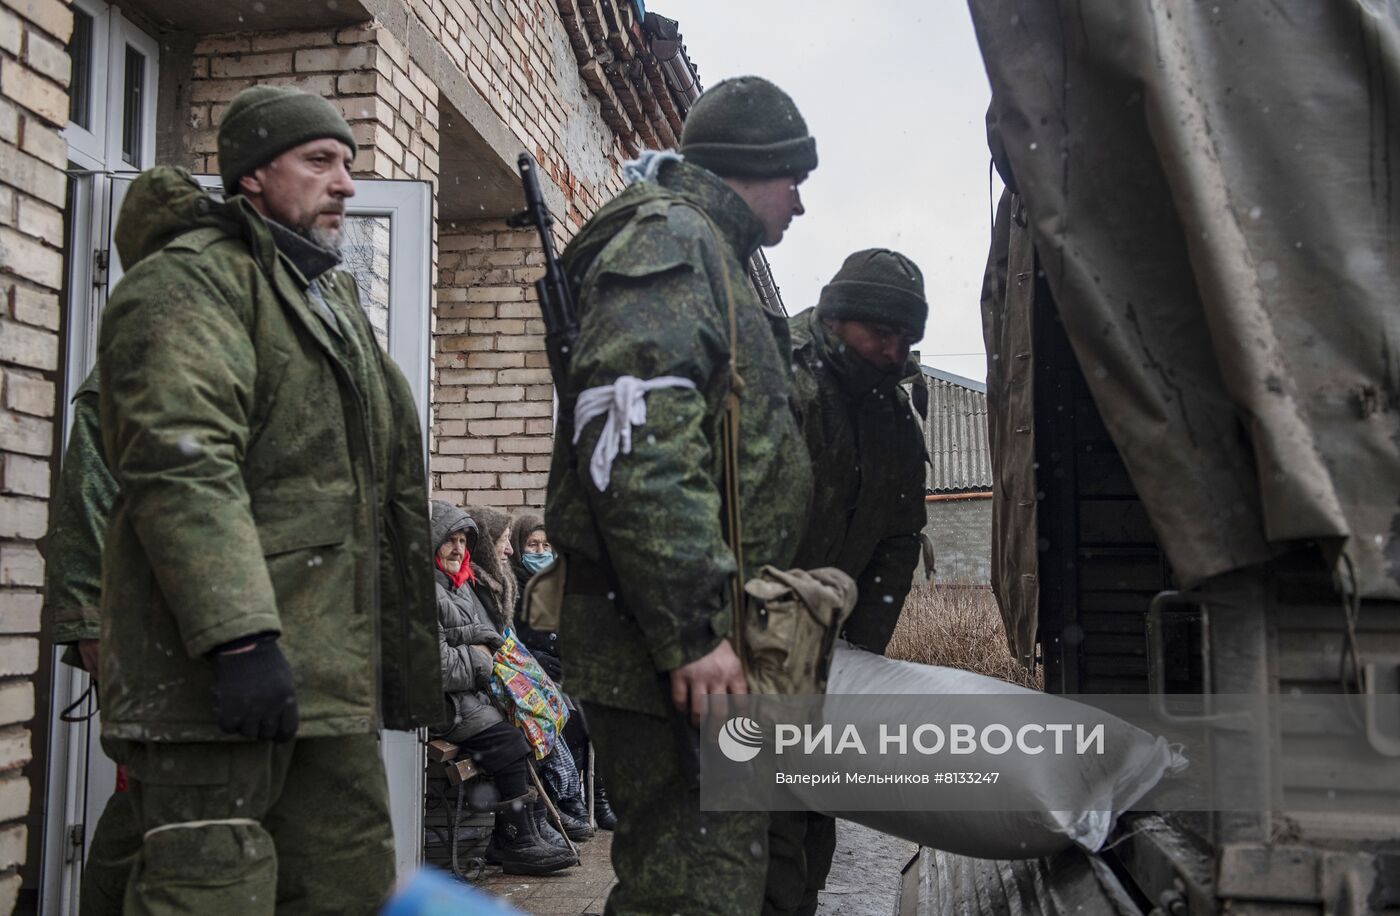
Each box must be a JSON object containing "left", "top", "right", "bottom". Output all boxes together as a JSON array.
[
  {"left": 766, "top": 249, "right": 931, "bottom": 916},
  {"left": 95, "top": 87, "right": 440, "bottom": 914},
  {"left": 546, "top": 76, "right": 818, "bottom": 915}
]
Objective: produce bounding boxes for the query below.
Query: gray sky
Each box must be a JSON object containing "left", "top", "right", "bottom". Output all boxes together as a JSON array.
[{"left": 653, "top": 0, "right": 995, "bottom": 383}]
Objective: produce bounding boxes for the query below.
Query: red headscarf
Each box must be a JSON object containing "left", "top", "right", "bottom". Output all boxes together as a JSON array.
[{"left": 436, "top": 541, "right": 476, "bottom": 589}]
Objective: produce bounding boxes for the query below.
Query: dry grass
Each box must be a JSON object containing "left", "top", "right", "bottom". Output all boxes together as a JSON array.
[{"left": 885, "top": 583, "right": 1044, "bottom": 690}]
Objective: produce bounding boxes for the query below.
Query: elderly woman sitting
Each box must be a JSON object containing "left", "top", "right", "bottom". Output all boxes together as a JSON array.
[
  {"left": 430, "top": 501, "right": 574, "bottom": 876},
  {"left": 465, "top": 505, "right": 593, "bottom": 841},
  {"left": 508, "top": 511, "right": 616, "bottom": 831}
]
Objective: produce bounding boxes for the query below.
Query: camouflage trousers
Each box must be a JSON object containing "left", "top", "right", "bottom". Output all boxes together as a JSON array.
[
  {"left": 763, "top": 811, "right": 837, "bottom": 916},
  {"left": 584, "top": 702, "right": 770, "bottom": 916},
  {"left": 78, "top": 784, "right": 140, "bottom": 916},
  {"left": 103, "top": 733, "right": 395, "bottom": 916}
]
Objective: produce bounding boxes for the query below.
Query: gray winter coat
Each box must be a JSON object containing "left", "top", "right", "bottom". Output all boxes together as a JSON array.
[{"left": 430, "top": 501, "right": 506, "bottom": 740}]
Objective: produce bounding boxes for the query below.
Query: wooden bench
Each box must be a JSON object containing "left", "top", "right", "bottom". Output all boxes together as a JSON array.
[
  {"left": 423, "top": 739, "right": 489, "bottom": 881},
  {"left": 426, "top": 738, "right": 481, "bottom": 786},
  {"left": 423, "top": 737, "right": 582, "bottom": 873}
]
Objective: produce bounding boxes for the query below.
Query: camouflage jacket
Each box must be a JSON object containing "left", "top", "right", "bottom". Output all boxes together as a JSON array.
[
  {"left": 44, "top": 367, "right": 117, "bottom": 659},
  {"left": 97, "top": 167, "right": 442, "bottom": 741},
  {"left": 548, "top": 160, "right": 813, "bottom": 716},
  {"left": 788, "top": 308, "right": 927, "bottom": 653}
]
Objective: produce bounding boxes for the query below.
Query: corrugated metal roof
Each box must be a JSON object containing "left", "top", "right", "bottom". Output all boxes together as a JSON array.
[{"left": 920, "top": 366, "right": 992, "bottom": 493}]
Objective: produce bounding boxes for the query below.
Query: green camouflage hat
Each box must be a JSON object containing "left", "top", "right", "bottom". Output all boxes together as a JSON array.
[
  {"left": 816, "top": 248, "right": 928, "bottom": 338},
  {"left": 218, "top": 86, "right": 357, "bottom": 195},
  {"left": 680, "top": 76, "right": 817, "bottom": 179}
]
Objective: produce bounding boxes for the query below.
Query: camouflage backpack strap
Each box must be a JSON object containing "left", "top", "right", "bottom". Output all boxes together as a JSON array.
[{"left": 696, "top": 219, "right": 749, "bottom": 678}]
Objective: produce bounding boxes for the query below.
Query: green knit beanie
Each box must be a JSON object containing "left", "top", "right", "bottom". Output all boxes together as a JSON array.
[
  {"left": 218, "top": 86, "right": 357, "bottom": 196},
  {"left": 680, "top": 76, "right": 817, "bottom": 179},
  {"left": 816, "top": 249, "right": 928, "bottom": 338}
]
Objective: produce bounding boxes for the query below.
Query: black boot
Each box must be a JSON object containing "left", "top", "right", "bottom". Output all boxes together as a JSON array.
[
  {"left": 489, "top": 793, "right": 576, "bottom": 875},
  {"left": 594, "top": 783, "right": 617, "bottom": 831},
  {"left": 555, "top": 791, "right": 595, "bottom": 841},
  {"left": 485, "top": 799, "right": 570, "bottom": 862},
  {"left": 532, "top": 803, "right": 574, "bottom": 849}
]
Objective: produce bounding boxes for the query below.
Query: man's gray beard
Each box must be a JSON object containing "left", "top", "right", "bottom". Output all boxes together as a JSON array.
[{"left": 305, "top": 223, "right": 343, "bottom": 257}]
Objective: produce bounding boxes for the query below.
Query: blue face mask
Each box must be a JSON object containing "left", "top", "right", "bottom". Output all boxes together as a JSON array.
[{"left": 521, "top": 551, "right": 555, "bottom": 574}]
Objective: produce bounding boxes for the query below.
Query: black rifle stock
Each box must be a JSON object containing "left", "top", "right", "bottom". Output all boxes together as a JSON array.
[{"left": 507, "top": 152, "right": 577, "bottom": 387}]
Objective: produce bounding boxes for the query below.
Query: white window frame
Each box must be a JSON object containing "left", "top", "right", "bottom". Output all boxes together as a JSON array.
[
  {"left": 61, "top": 0, "right": 108, "bottom": 171},
  {"left": 63, "top": 0, "right": 158, "bottom": 174}
]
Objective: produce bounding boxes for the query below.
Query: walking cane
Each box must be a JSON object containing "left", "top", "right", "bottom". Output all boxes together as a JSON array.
[{"left": 528, "top": 764, "right": 580, "bottom": 862}]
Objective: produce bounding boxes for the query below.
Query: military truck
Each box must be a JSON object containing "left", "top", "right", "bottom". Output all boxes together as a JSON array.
[{"left": 900, "top": 4, "right": 1400, "bottom": 914}]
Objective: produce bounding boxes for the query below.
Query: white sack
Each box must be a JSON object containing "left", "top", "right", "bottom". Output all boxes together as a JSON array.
[{"left": 788, "top": 644, "right": 1182, "bottom": 859}]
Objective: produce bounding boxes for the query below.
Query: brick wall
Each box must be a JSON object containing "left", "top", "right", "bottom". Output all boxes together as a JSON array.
[
  {"left": 432, "top": 219, "right": 553, "bottom": 508},
  {"left": 419, "top": 1, "right": 664, "bottom": 508},
  {"left": 405, "top": 0, "right": 627, "bottom": 228},
  {"left": 184, "top": 24, "right": 441, "bottom": 188},
  {"left": 0, "top": 0, "right": 71, "bottom": 908}
]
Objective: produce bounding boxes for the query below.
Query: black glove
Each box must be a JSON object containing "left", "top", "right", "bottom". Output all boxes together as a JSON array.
[
  {"left": 470, "top": 646, "right": 495, "bottom": 691},
  {"left": 210, "top": 636, "right": 299, "bottom": 741},
  {"left": 536, "top": 651, "right": 563, "bottom": 682},
  {"left": 463, "top": 623, "right": 505, "bottom": 652}
]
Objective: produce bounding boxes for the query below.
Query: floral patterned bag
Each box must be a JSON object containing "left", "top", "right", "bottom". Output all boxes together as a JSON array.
[{"left": 489, "top": 626, "right": 569, "bottom": 759}]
